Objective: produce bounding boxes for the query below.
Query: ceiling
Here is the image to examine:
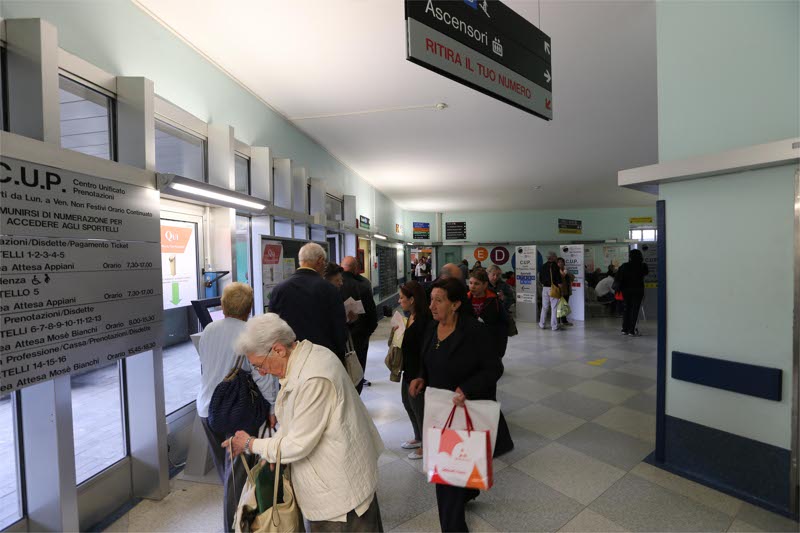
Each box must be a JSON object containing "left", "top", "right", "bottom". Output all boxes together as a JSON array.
[{"left": 135, "top": 0, "right": 659, "bottom": 212}]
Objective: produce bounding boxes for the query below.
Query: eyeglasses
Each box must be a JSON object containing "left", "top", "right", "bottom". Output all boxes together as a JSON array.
[{"left": 251, "top": 345, "right": 277, "bottom": 371}]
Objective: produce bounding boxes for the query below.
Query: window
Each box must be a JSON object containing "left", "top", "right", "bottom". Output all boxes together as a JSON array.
[
  {"left": 155, "top": 120, "right": 206, "bottom": 182},
  {"left": 274, "top": 218, "right": 292, "bottom": 238},
  {"left": 0, "top": 393, "right": 21, "bottom": 529},
  {"left": 59, "top": 75, "right": 114, "bottom": 160},
  {"left": 235, "top": 154, "right": 250, "bottom": 195},
  {"left": 294, "top": 223, "right": 308, "bottom": 240},
  {"left": 629, "top": 228, "right": 657, "bottom": 242},
  {"left": 71, "top": 363, "right": 125, "bottom": 484},
  {"left": 235, "top": 215, "right": 252, "bottom": 285},
  {"left": 325, "top": 194, "right": 343, "bottom": 222}
]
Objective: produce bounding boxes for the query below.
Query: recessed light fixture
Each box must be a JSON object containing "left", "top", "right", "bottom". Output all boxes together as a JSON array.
[
  {"left": 374, "top": 234, "right": 388, "bottom": 240},
  {"left": 535, "top": 185, "right": 543, "bottom": 190},
  {"left": 435, "top": 102, "right": 448, "bottom": 111}
]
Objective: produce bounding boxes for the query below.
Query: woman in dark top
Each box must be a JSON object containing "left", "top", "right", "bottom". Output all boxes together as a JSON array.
[
  {"left": 468, "top": 268, "right": 509, "bottom": 358},
  {"left": 396, "top": 281, "right": 431, "bottom": 460},
  {"left": 617, "top": 248, "right": 649, "bottom": 336},
  {"left": 408, "top": 278, "right": 503, "bottom": 533}
]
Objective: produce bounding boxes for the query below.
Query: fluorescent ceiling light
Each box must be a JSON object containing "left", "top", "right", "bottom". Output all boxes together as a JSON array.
[
  {"left": 373, "top": 233, "right": 387, "bottom": 240},
  {"left": 170, "top": 183, "right": 266, "bottom": 210},
  {"left": 406, "top": 242, "right": 414, "bottom": 246}
]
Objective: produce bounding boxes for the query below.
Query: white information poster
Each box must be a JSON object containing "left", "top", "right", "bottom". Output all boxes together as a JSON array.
[
  {"left": 603, "top": 245, "right": 629, "bottom": 271},
  {"left": 584, "top": 246, "right": 596, "bottom": 274},
  {"left": 261, "top": 240, "right": 284, "bottom": 312},
  {"left": 161, "top": 221, "right": 199, "bottom": 309},
  {"left": 514, "top": 245, "right": 537, "bottom": 322},
  {"left": 560, "top": 244, "right": 585, "bottom": 321}
]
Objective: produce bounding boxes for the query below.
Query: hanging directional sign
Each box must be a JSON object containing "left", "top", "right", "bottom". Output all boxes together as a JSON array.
[{"left": 405, "top": 0, "right": 552, "bottom": 120}]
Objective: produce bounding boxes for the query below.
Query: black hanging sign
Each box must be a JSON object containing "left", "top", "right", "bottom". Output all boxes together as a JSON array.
[{"left": 445, "top": 221, "right": 467, "bottom": 240}]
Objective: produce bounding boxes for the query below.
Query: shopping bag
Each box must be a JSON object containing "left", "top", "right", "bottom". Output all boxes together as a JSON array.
[
  {"left": 557, "top": 297, "right": 571, "bottom": 318},
  {"left": 422, "top": 387, "right": 500, "bottom": 455},
  {"left": 344, "top": 334, "right": 363, "bottom": 386},
  {"left": 425, "top": 405, "right": 493, "bottom": 490}
]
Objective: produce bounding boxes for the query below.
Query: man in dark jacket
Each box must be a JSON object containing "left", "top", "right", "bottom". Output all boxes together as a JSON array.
[
  {"left": 340, "top": 256, "right": 378, "bottom": 393},
  {"left": 487, "top": 265, "right": 514, "bottom": 313},
  {"left": 268, "top": 243, "right": 347, "bottom": 360},
  {"left": 538, "top": 251, "right": 563, "bottom": 331}
]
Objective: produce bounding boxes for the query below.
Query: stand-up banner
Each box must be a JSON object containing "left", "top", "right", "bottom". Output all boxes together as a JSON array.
[
  {"left": 514, "top": 245, "right": 537, "bottom": 322},
  {"left": 560, "top": 245, "right": 585, "bottom": 321}
]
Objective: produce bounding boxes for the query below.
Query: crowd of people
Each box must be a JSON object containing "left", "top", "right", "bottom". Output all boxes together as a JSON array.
[{"left": 198, "top": 243, "right": 647, "bottom": 533}]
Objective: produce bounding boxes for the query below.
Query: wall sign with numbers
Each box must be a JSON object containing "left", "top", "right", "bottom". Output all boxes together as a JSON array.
[{"left": 0, "top": 156, "right": 163, "bottom": 394}]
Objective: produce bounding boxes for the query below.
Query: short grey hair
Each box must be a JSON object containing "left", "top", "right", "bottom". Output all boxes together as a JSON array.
[
  {"left": 547, "top": 251, "right": 558, "bottom": 260},
  {"left": 487, "top": 265, "right": 502, "bottom": 274},
  {"left": 298, "top": 242, "right": 326, "bottom": 265},
  {"left": 235, "top": 313, "right": 297, "bottom": 356}
]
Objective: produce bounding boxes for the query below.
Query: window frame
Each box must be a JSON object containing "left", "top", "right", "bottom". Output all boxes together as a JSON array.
[
  {"left": 234, "top": 152, "right": 251, "bottom": 195},
  {"left": 58, "top": 73, "right": 117, "bottom": 162},
  {"left": 154, "top": 118, "right": 208, "bottom": 183}
]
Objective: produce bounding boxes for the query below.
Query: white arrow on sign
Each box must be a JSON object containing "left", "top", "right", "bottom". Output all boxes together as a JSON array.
[
  {"left": 544, "top": 70, "right": 551, "bottom": 84},
  {"left": 544, "top": 41, "right": 551, "bottom": 55}
]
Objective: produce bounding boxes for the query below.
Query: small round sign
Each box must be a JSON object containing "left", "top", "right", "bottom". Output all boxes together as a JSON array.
[
  {"left": 474, "top": 247, "right": 489, "bottom": 261},
  {"left": 490, "top": 246, "right": 510, "bottom": 265}
]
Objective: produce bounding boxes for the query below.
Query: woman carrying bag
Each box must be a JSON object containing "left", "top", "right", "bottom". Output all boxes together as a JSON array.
[
  {"left": 224, "top": 313, "right": 384, "bottom": 532},
  {"left": 408, "top": 278, "right": 504, "bottom": 532}
]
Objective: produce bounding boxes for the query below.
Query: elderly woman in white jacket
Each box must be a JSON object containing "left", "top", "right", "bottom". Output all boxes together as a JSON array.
[{"left": 223, "top": 313, "right": 384, "bottom": 532}]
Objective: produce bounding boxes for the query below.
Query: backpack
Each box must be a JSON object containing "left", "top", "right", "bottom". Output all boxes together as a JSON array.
[{"left": 208, "top": 356, "right": 270, "bottom": 436}]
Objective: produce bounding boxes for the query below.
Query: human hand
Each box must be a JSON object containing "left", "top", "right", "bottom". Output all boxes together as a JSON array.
[
  {"left": 453, "top": 387, "right": 466, "bottom": 406},
  {"left": 269, "top": 414, "right": 277, "bottom": 429},
  {"left": 347, "top": 311, "right": 358, "bottom": 323},
  {"left": 221, "top": 430, "right": 251, "bottom": 458},
  {"left": 391, "top": 326, "right": 398, "bottom": 332},
  {"left": 409, "top": 378, "right": 426, "bottom": 398}
]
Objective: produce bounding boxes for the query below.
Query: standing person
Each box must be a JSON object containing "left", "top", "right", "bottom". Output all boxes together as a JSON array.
[
  {"left": 323, "top": 262, "right": 344, "bottom": 289},
  {"left": 425, "top": 256, "right": 433, "bottom": 282},
  {"left": 538, "top": 252, "right": 563, "bottom": 331},
  {"left": 459, "top": 259, "right": 469, "bottom": 281},
  {"left": 268, "top": 243, "right": 347, "bottom": 360},
  {"left": 557, "top": 257, "right": 574, "bottom": 327},
  {"left": 341, "top": 256, "right": 378, "bottom": 393},
  {"left": 196, "top": 283, "right": 278, "bottom": 533},
  {"left": 415, "top": 256, "right": 427, "bottom": 282},
  {"left": 409, "top": 278, "right": 503, "bottom": 533},
  {"left": 225, "top": 314, "right": 384, "bottom": 532},
  {"left": 396, "top": 281, "right": 431, "bottom": 460},
  {"left": 471, "top": 260, "right": 483, "bottom": 275},
  {"left": 618, "top": 248, "right": 649, "bottom": 336},
  {"left": 487, "top": 265, "right": 514, "bottom": 314},
  {"left": 468, "top": 269, "right": 508, "bottom": 358}
]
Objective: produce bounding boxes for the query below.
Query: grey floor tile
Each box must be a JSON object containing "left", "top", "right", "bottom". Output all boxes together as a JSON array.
[
  {"left": 590, "top": 474, "right": 732, "bottom": 532},
  {"left": 377, "top": 460, "right": 438, "bottom": 531},
  {"left": 615, "top": 362, "right": 658, "bottom": 379},
  {"left": 540, "top": 390, "right": 615, "bottom": 421},
  {"left": 559, "top": 508, "right": 629, "bottom": 532},
  {"left": 621, "top": 392, "right": 657, "bottom": 415},
  {"left": 498, "top": 377, "right": 561, "bottom": 403},
  {"left": 496, "top": 389, "right": 535, "bottom": 414},
  {"left": 391, "top": 505, "right": 499, "bottom": 532},
  {"left": 575, "top": 356, "right": 629, "bottom": 370},
  {"left": 506, "top": 403, "right": 586, "bottom": 440},
  {"left": 529, "top": 369, "right": 589, "bottom": 389},
  {"left": 593, "top": 406, "right": 656, "bottom": 443},
  {"left": 569, "top": 380, "right": 638, "bottom": 404},
  {"left": 735, "top": 503, "right": 799, "bottom": 532},
  {"left": 558, "top": 423, "right": 653, "bottom": 471},
  {"left": 593, "top": 371, "right": 656, "bottom": 391},
  {"left": 470, "top": 467, "right": 583, "bottom": 532},
  {"left": 495, "top": 422, "right": 550, "bottom": 464},
  {"left": 553, "top": 361, "right": 611, "bottom": 379}
]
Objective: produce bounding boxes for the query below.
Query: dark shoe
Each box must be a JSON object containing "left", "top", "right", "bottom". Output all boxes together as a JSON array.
[{"left": 364, "top": 380, "right": 372, "bottom": 387}]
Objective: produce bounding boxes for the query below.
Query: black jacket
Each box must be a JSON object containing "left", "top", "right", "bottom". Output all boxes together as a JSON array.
[
  {"left": 617, "top": 261, "right": 649, "bottom": 294},
  {"left": 539, "top": 261, "right": 563, "bottom": 287},
  {"left": 469, "top": 292, "right": 508, "bottom": 358},
  {"left": 419, "top": 314, "right": 503, "bottom": 401},
  {"left": 340, "top": 271, "right": 378, "bottom": 341},
  {"left": 268, "top": 268, "right": 347, "bottom": 359},
  {"left": 488, "top": 279, "right": 514, "bottom": 312},
  {"left": 400, "top": 312, "right": 431, "bottom": 378}
]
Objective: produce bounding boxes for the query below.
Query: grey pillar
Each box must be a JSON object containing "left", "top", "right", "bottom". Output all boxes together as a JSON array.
[
  {"left": 116, "top": 76, "right": 171, "bottom": 500},
  {"left": 6, "top": 18, "right": 80, "bottom": 532}
]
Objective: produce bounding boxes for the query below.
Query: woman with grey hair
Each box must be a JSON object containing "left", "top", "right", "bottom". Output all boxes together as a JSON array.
[{"left": 223, "top": 313, "right": 384, "bottom": 532}]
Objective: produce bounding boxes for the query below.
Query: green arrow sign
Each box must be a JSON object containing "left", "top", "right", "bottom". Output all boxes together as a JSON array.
[{"left": 171, "top": 282, "right": 181, "bottom": 306}]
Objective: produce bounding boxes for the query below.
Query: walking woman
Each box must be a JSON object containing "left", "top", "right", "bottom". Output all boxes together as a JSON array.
[
  {"left": 618, "top": 248, "right": 649, "bottom": 336},
  {"left": 409, "top": 278, "right": 503, "bottom": 532},
  {"left": 396, "top": 281, "right": 432, "bottom": 460}
]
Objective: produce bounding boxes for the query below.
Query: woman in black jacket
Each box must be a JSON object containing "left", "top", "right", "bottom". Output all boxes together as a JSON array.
[
  {"left": 468, "top": 268, "right": 509, "bottom": 358},
  {"left": 408, "top": 278, "right": 505, "bottom": 533},
  {"left": 396, "top": 281, "right": 432, "bottom": 460},
  {"left": 618, "top": 248, "right": 649, "bottom": 336}
]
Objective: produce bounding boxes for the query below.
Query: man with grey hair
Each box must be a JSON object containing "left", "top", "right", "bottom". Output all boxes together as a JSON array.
[
  {"left": 340, "top": 256, "right": 377, "bottom": 393},
  {"left": 268, "top": 242, "right": 347, "bottom": 359},
  {"left": 538, "top": 251, "right": 563, "bottom": 331},
  {"left": 487, "top": 264, "right": 514, "bottom": 313}
]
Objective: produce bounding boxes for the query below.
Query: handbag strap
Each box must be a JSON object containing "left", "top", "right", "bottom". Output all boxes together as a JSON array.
[
  {"left": 271, "top": 440, "right": 284, "bottom": 528},
  {"left": 442, "top": 404, "right": 475, "bottom": 433}
]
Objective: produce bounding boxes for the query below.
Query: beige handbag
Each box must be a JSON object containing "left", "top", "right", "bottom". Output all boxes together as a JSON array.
[
  {"left": 234, "top": 441, "right": 303, "bottom": 533},
  {"left": 344, "top": 333, "right": 364, "bottom": 386}
]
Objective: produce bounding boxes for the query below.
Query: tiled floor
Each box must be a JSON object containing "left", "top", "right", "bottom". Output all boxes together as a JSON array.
[{"left": 104, "top": 316, "right": 799, "bottom": 532}]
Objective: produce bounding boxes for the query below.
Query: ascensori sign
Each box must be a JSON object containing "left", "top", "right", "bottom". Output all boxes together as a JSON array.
[{"left": 405, "top": 0, "right": 553, "bottom": 120}]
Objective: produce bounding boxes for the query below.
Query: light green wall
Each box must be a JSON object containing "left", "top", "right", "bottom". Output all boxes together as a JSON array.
[
  {"left": 658, "top": 0, "right": 799, "bottom": 449},
  {"left": 441, "top": 207, "right": 656, "bottom": 243},
  {"left": 0, "top": 0, "right": 403, "bottom": 225},
  {"left": 657, "top": 0, "right": 800, "bottom": 162},
  {"left": 661, "top": 167, "right": 795, "bottom": 448}
]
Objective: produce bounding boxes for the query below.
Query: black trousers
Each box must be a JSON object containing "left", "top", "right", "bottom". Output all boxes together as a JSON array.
[
  {"left": 308, "top": 494, "right": 384, "bottom": 532},
  {"left": 436, "top": 484, "right": 479, "bottom": 532},
  {"left": 352, "top": 334, "right": 370, "bottom": 394},
  {"left": 622, "top": 292, "right": 644, "bottom": 334},
  {"left": 200, "top": 417, "right": 252, "bottom": 533},
  {"left": 401, "top": 373, "right": 425, "bottom": 441}
]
